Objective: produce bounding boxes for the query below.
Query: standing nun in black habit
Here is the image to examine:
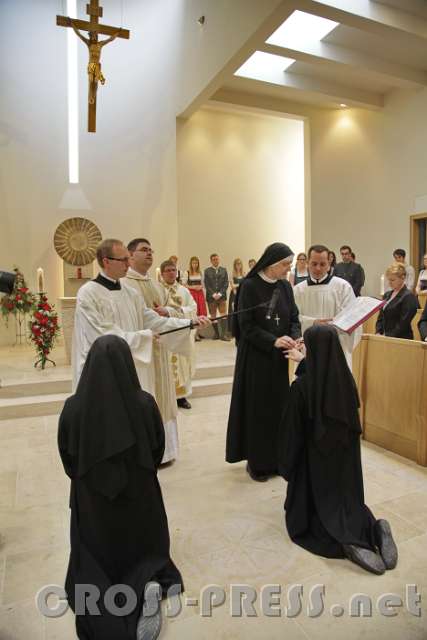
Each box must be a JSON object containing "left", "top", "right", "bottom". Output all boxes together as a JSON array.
[
  {"left": 226, "top": 243, "right": 301, "bottom": 481},
  {"left": 279, "top": 325, "right": 398, "bottom": 574},
  {"left": 58, "top": 335, "right": 183, "bottom": 640}
]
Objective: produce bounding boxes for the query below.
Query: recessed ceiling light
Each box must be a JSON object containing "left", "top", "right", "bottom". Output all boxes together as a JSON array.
[
  {"left": 340, "top": 103, "right": 347, "bottom": 108},
  {"left": 267, "top": 10, "right": 339, "bottom": 47},
  {"left": 235, "top": 51, "right": 295, "bottom": 80}
]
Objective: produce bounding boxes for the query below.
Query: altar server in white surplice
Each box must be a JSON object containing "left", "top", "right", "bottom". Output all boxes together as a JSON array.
[
  {"left": 293, "top": 244, "right": 362, "bottom": 369},
  {"left": 72, "top": 239, "right": 191, "bottom": 416},
  {"left": 160, "top": 259, "right": 198, "bottom": 409}
]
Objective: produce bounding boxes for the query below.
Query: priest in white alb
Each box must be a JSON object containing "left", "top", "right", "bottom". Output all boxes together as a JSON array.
[
  {"left": 293, "top": 244, "right": 362, "bottom": 369},
  {"left": 72, "top": 238, "right": 193, "bottom": 418},
  {"left": 159, "top": 259, "right": 198, "bottom": 409}
]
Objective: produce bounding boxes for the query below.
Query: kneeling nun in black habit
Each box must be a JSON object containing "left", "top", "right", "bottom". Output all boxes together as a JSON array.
[
  {"left": 226, "top": 243, "right": 301, "bottom": 481},
  {"left": 58, "top": 335, "right": 183, "bottom": 640},
  {"left": 278, "top": 325, "right": 397, "bottom": 575}
]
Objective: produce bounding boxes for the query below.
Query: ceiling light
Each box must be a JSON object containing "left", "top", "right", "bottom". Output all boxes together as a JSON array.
[
  {"left": 267, "top": 10, "right": 338, "bottom": 47},
  {"left": 340, "top": 103, "right": 347, "bottom": 108}
]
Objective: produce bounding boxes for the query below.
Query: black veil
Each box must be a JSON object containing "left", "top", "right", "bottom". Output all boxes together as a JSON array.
[
  {"left": 303, "top": 325, "right": 362, "bottom": 447},
  {"left": 58, "top": 335, "right": 160, "bottom": 490},
  {"left": 232, "top": 242, "right": 294, "bottom": 339}
]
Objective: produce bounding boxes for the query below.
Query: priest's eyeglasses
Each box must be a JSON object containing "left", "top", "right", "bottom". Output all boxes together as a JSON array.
[{"left": 106, "top": 256, "right": 130, "bottom": 263}]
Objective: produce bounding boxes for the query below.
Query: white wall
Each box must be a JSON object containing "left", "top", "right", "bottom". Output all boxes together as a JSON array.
[
  {"left": 0, "top": 0, "right": 284, "bottom": 343},
  {"left": 176, "top": 106, "right": 305, "bottom": 275},
  {"left": 0, "top": 0, "right": 183, "bottom": 305},
  {"left": 309, "top": 89, "right": 427, "bottom": 295}
]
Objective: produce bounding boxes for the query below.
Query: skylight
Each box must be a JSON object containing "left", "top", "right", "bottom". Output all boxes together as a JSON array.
[
  {"left": 267, "top": 10, "right": 339, "bottom": 48},
  {"left": 235, "top": 51, "right": 295, "bottom": 80}
]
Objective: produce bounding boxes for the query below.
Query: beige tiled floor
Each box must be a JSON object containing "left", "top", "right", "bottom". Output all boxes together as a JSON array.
[{"left": 0, "top": 362, "right": 427, "bottom": 637}]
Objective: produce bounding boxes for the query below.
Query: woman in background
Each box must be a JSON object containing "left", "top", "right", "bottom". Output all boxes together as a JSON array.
[
  {"left": 376, "top": 263, "right": 418, "bottom": 339},
  {"left": 328, "top": 250, "right": 337, "bottom": 274},
  {"left": 183, "top": 256, "right": 207, "bottom": 340},
  {"left": 228, "top": 258, "right": 245, "bottom": 334},
  {"left": 289, "top": 253, "right": 308, "bottom": 286},
  {"left": 415, "top": 253, "right": 427, "bottom": 305}
]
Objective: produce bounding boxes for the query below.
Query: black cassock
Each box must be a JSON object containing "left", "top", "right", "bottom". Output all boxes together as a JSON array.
[
  {"left": 278, "top": 326, "right": 377, "bottom": 559},
  {"left": 58, "top": 335, "right": 183, "bottom": 640},
  {"left": 226, "top": 274, "right": 301, "bottom": 474}
]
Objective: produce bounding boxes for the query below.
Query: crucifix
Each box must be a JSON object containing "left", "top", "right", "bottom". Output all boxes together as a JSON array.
[
  {"left": 57, "top": 1, "right": 130, "bottom": 132},
  {"left": 274, "top": 313, "right": 280, "bottom": 327}
]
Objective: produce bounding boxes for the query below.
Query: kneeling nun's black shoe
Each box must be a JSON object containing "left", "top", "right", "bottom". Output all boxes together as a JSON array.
[
  {"left": 177, "top": 398, "right": 192, "bottom": 409},
  {"left": 375, "top": 519, "right": 398, "bottom": 570},
  {"left": 343, "top": 544, "right": 386, "bottom": 575},
  {"left": 137, "top": 585, "right": 162, "bottom": 640},
  {"left": 246, "top": 463, "right": 269, "bottom": 482}
]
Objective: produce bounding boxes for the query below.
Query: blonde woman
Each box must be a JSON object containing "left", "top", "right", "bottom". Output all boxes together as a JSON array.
[
  {"left": 228, "top": 258, "right": 245, "bottom": 334},
  {"left": 376, "top": 263, "right": 418, "bottom": 339}
]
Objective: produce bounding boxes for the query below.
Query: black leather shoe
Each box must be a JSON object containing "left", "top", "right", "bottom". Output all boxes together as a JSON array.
[
  {"left": 375, "top": 519, "right": 398, "bottom": 569},
  {"left": 246, "top": 463, "right": 269, "bottom": 482},
  {"left": 177, "top": 398, "right": 192, "bottom": 409},
  {"left": 343, "top": 544, "right": 386, "bottom": 575},
  {"left": 220, "top": 335, "right": 231, "bottom": 342}
]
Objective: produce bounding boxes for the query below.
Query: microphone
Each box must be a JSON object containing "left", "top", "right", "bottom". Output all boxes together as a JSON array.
[{"left": 266, "top": 288, "right": 280, "bottom": 320}]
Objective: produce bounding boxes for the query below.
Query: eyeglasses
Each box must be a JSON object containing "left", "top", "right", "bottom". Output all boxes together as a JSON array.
[
  {"left": 106, "top": 256, "right": 130, "bottom": 263},
  {"left": 297, "top": 258, "right": 306, "bottom": 261}
]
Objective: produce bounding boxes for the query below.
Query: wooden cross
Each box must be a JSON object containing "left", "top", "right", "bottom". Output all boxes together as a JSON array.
[{"left": 57, "top": 1, "right": 130, "bottom": 132}]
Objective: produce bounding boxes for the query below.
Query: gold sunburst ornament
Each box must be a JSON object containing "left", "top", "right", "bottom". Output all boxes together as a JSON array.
[{"left": 54, "top": 218, "right": 102, "bottom": 266}]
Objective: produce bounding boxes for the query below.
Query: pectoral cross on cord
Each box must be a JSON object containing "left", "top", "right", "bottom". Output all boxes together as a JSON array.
[{"left": 274, "top": 313, "right": 280, "bottom": 327}]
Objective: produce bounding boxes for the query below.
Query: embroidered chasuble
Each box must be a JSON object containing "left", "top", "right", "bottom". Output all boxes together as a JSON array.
[
  {"left": 162, "top": 282, "right": 197, "bottom": 398},
  {"left": 124, "top": 269, "right": 192, "bottom": 462}
]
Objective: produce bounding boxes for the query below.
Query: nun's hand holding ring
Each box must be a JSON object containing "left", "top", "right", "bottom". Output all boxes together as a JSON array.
[{"left": 274, "top": 335, "right": 296, "bottom": 350}]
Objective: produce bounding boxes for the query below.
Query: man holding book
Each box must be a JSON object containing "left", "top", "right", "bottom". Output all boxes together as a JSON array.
[{"left": 293, "top": 245, "right": 362, "bottom": 369}]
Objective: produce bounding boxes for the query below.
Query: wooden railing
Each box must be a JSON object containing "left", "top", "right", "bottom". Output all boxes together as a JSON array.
[
  {"left": 362, "top": 308, "right": 423, "bottom": 340},
  {"left": 353, "top": 334, "right": 427, "bottom": 466}
]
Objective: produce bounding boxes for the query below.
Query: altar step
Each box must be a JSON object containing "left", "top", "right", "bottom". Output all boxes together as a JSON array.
[{"left": 0, "top": 362, "right": 234, "bottom": 420}]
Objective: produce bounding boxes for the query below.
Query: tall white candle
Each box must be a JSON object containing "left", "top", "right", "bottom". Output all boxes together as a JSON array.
[
  {"left": 380, "top": 274, "right": 385, "bottom": 296},
  {"left": 37, "top": 268, "right": 45, "bottom": 293}
]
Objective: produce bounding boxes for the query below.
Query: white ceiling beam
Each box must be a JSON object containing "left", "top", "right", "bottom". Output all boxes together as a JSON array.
[
  {"left": 297, "top": 0, "right": 427, "bottom": 41},
  {"left": 179, "top": 1, "right": 299, "bottom": 119},
  {"left": 210, "top": 87, "right": 313, "bottom": 119},
  {"left": 233, "top": 69, "right": 383, "bottom": 108},
  {"left": 372, "top": 0, "right": 427, "bottom": 21},
  {"left": 260, "top": 41, "right": 427, "bottom": 88}
]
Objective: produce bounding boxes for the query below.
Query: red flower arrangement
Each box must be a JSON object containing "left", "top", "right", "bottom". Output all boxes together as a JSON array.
[
  {"left": 0, "top": 268, "right": 36, "bottom": 324},
  {"left": 29, "top": 296, "right": 61, "bottom": 369}
]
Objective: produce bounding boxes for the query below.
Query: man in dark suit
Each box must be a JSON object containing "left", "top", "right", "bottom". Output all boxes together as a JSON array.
[
  {"left": 204, "top": 253, "right": 230, "bottom": 340},
  {"left": 418, "top": 303, "right": 427, "bottom": 341},
  {"left": 334, "top": 245, "right": 365, "bottom": 296}
]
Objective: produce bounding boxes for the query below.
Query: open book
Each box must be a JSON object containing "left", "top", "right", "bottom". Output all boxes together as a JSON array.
[{"left": 331, "top": 296, "right": 386, "bottom": 335}]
